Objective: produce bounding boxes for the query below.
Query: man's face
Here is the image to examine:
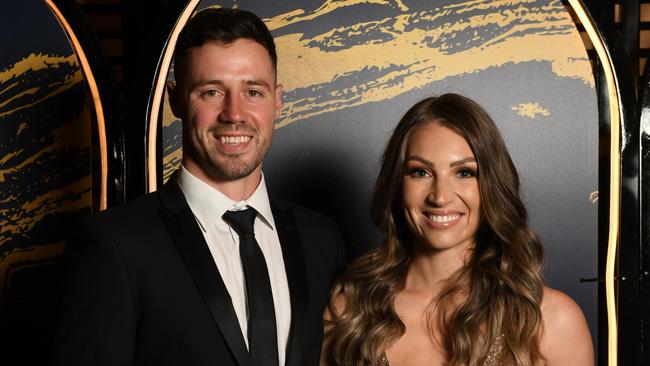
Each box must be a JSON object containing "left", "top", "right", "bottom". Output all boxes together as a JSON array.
[{"left": 170, "top": 39, "right": 282, "bottom": 183}]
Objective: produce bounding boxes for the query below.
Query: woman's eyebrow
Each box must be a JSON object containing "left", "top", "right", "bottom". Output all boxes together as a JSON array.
[{"left": 450, "top": 157, "right": 476, "bottom": 167}]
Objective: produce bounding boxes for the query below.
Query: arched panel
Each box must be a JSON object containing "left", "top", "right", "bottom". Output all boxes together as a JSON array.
[
  {"left": 146, "top": 0, "right": 601, "bottom": 361},
  {"left": 0, "top": 0, "right": 117, "bottom": 362}
]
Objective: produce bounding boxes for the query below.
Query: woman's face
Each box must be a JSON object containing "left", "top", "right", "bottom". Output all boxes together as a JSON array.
[{"left": 401, "top": 121, "right": 481, "bottom": 253}]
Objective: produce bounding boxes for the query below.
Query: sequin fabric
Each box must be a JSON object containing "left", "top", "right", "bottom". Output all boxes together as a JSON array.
[
  {"left": 377, "top": 352, "right": 390, "bottom": 366},
  {"left": 483, "top": 334, "right": 504, "bottom": 366},
  {"left": 377, "top": 334, "right": 504, "bottom": 366}
]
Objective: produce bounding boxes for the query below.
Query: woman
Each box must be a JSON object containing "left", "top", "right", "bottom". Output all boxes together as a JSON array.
[{"left": 321, "top": 94, "right": 593, "bottom": 365}]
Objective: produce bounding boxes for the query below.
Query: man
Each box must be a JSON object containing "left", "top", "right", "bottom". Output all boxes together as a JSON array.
[{"left": 52, "top": 8, "right": 345, "bottom": 366}]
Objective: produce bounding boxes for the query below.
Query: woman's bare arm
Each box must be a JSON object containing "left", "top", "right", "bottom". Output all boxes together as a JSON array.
[
  {"left": 539, "top": 287, "right": 594, "bottom": 365},
  {"left": 320, "top": 293, "right": 346, "bottom": 366}
]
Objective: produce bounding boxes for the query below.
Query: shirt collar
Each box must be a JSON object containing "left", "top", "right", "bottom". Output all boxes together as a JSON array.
[{"left": 176, "top": 166, "right": 276, "bottom": 232}]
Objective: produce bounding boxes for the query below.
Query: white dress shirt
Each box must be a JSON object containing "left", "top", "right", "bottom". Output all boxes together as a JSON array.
[{"left": 177, "top": 166, "right": 291, "bottom": 366}]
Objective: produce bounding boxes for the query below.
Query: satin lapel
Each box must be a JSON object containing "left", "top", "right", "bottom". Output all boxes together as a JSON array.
[
  {"left": 158, "top": 181, "right": 251, "bottom": 366},
  {"left": 271, "top": 202, "right": 309, "bottom": 366}
]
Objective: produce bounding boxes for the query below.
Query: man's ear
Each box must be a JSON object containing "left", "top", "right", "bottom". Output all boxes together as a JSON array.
[
  {"left": 167, "top": 80, "right": 182, "bottom": 118},
  {"left": 274, "top": 83, "right": 283, "bottom": 120}
]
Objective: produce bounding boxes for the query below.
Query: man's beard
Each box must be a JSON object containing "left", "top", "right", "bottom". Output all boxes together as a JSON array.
[{"left": 186, "top": 125, "right": 272, "bottom": 181}]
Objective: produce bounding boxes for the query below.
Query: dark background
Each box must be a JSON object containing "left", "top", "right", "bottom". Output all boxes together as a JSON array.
[{"left": 0, "top": 0, "right": 647, "bottom": 365}]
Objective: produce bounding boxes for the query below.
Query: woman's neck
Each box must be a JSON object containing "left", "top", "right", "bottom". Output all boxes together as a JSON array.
[{"left": 404, "top": 241, "right": 472, "bottom": 294}]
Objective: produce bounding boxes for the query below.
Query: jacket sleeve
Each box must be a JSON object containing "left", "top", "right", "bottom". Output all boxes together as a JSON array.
[
  {"left": 332, "top": 220, "right": 347, "bottom": 279},
  {"left": 51, "top": 219, "right": 136, "bottom": 366}
]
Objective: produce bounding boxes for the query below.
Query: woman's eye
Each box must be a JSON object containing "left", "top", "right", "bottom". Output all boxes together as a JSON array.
[
  {"left": 457, "top": 168, "right": 477, "bottom": 178},
  {"left": 408, "top": 168, "right": 430, "bottom": 178}
]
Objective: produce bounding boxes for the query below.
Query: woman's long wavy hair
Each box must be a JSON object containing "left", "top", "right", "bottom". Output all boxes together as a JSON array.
[{"left": 325, "top": 94, "right": 545, "bottom": 365}]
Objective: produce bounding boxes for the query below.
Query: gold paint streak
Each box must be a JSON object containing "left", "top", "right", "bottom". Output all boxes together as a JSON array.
[
  {"left": 0, "top": 81, "right": 20, "bottom": 96},
  {"left": 452, "top": 0, "right": 546, "bottom": 15},
  {"left": 148, "top": 0, "right": 201, "bottom": 193},
  {"left": 568, "top": 1, "right": 619, "bottom": 365},
  {"left": 162, "top": 147, "right": 182, "bottom": 184},
  {"left": 0, "top": 195, "right": 17, "bottom": 204},
  {"left": 17, "top": 176, "right": 90, "bottom": 213},
  {"left": 0, "top": 146, "right": 51, "bottom": 183},
  {"left": 512, "top": 102, "right": 550, "bottom": 119},
  {"left": 0, "top": 241, "right": 64, "bottom": 302},
  {"left": 0, "top": 106, "right": 90, "bottom": 183},
  {"left": 276, "top": 30, "right": 588, "bottom": 128},
  {"left": 0, "top": 87, "right": 41, "bottom": 109},
  {"left": 45, "top": 0, "right": 108, "bottom": 210},
  {"left": 0, "top": 149, "right": 24, "bottom": 166},
  {"left": 265, "top": 0, "right": 409, "bottom": 31},
  {"left": 552, "top": 56, "right": 593, "bottom": 85},
  {"left": 16, "top": 122, "right": 28, "bottom": 136},
  {"left": 274, "top": 2, "right": 590, "bottom": 96},
  {"left": 0, "top": 53, "right": 77, "bottom": 82},
  {"left": 0, "top": 69, "right": 83, "bottom": 119},
  {"left": 0, "top": 176, "right": 91, "bottom": 247}
]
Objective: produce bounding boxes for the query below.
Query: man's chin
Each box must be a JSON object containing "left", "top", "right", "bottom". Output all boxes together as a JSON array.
[{"left": 203, "top": 160, "right": 259, "bottom": 182}]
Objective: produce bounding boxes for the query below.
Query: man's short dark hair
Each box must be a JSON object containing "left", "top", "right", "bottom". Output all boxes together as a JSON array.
[{"left": 173, "top": 7, "right": 277, "bottom": 87}]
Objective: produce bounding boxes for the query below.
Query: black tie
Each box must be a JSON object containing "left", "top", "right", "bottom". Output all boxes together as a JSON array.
[{"left": 222, "top": 208, "right": 279, "bottom": 366}]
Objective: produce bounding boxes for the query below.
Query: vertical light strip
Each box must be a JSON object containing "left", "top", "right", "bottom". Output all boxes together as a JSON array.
[
  {"left": 567, "top": 0, "right": 620, "bottom": 365},
  {"left": 146, "top": 0, "right": 201, "bottom": 193},
  {"left": 45, "top": 0, "right": 108, "bottom": 210}
]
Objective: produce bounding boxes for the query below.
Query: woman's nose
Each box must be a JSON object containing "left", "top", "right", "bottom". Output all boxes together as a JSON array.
[{"left": 428, "top": 178, "right": 454, "bottom": 206}]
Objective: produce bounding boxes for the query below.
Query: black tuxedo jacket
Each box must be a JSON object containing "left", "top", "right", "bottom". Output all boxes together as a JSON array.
[{"left": 52, "top": 179, "right": 346, "bottom": 366}]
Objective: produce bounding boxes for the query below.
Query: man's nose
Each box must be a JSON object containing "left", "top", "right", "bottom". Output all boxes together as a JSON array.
[{"left": 219, "top": 93, "right": 244, "bottom": 123}]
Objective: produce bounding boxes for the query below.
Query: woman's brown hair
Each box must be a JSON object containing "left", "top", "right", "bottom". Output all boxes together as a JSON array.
[{"left": 325, "top": 93, "right": 545, "bottom": 365}]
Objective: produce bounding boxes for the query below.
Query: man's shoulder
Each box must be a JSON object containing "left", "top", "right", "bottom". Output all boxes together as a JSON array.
[
  {"left": 271, "top": 196, "right": 334, "bottom": 224},
  {"left": 94, "top": 190, "right": 165, "bottom": 224},
  {"left": 74, "top": 190, "right": 171, "bottom": 242},
  {"left": 270, "top": 196, "right": 343, "bottom": 245}
]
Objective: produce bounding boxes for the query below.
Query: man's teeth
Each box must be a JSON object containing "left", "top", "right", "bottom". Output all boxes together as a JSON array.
[
  {"left": 428, "top": 214, "right": 460, "bottom": 223},
  {"left": 219, "top": 136, "right": 251, "bottom": 145}
]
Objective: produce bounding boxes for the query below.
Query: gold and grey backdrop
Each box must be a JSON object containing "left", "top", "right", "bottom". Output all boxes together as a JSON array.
[
  {"left": 0, "top": 0, "right": 94, "bottom": 358},
  {"left": 157, "top": 0, "right": 598, "bottom": 345}
]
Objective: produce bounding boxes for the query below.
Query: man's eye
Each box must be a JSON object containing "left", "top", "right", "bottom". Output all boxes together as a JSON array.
[
  {"left": 202, "top": 90, "right": 218, "bottom": 97},
  {"left": 248, "top": 89, "right": 263, "bottom": 97}
]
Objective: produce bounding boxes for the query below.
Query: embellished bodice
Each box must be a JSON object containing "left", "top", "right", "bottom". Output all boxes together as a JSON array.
[{"left": 377, "top": 335, "right": 504, "bottom": 366}]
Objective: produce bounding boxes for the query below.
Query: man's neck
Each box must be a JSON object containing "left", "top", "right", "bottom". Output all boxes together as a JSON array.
[{"left": 182, "top": 162, "right": 262, "bottom": 202}]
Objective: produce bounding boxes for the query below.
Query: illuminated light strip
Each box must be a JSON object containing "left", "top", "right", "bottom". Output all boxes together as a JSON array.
[
  {"left": 44, "top": 0, "right": 108, "bottom": 211},
  {"left": 147, "top": 0, "right": 201, "bottom": 193},
  {"left": 567, "top": 0, "right": 620, "bottom": 364}
]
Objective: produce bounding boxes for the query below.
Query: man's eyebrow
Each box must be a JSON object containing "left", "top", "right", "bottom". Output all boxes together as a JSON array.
[
  {"left": 189, "top": 79, "right": 273, "bottom": 90},
  {"left": 245, "top": 79, "right": 272, "bottom": 89},
  {"left": 189, "top": 79, "right": 224, "bottom": 90}
]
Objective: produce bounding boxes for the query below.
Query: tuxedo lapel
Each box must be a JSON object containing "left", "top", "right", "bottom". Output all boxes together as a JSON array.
[
  {"left": 158, "top": 180, "right": 251, "bottom": 366},
  {"left": 271, "top": 201, "right": 309, "bottom": 366}
]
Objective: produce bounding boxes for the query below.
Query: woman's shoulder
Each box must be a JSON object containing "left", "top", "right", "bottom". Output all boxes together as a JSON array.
[
  {"left": 538, "top": 286, "right": 594, "bottom": 365},
  {"left": 540, "top": 287, "right": 584, "bottom": 320},
  {"left": 324, "top": 292, "right": 348, "bottom": 321}
]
